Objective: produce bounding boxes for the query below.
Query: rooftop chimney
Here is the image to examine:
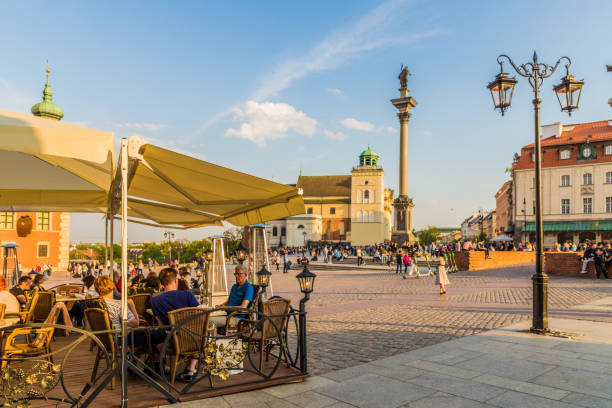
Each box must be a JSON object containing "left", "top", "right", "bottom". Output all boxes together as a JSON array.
[{"left": 541, "top": 122, "right": 563, "bottom": 139}]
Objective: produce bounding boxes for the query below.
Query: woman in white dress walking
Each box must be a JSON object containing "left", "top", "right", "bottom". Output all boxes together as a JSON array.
[{"left": 436, "top": 256, "right": 450, "bottom": 295}]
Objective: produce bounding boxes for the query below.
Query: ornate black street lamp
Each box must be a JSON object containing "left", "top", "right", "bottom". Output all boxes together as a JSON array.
[
  {"left": 256, "top": 265, "right": 272, "bottom": 295},
  {"left": 488, "top": 51, "right": 583, "bottom": 333},
  {"left": 163, "top": 231, "right": 174, "bottom": 265},
  {"left": 295, "top": 263, "right": 316, "bottom": 372}
]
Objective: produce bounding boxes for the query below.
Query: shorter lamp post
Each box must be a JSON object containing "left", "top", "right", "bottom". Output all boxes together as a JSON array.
[
  {"left": 164, "top": 231, "right": 175, "bottom": 265},
  {"left": 256, "top": 265, "right": 272, "bottom": 306},
  {"left": 296, "top": 264, "right": 316, "bottom": 373},
  {"left": 237, "top": 250, "right": 245, "bottom": 265}
]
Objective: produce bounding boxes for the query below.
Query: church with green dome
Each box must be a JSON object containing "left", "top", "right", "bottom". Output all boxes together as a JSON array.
[{"left": 266, "top": 147, "right": 394, "bottom": 246}]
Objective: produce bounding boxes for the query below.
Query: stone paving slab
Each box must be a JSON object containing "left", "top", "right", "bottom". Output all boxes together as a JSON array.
[{"left": 163, "top": 317, "right": 612, "bottom": 408}]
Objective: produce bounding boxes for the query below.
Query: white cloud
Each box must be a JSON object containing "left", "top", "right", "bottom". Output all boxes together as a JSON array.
[
  {"left": 225, "top": 101, "right": 318, "bottom": 146},
  {"left": 323, "top": 129, "right": 348, "bottom": 141},
  {"left": 383, "top": 126, "right": 396, "bottom": 134},
  {"left": 250, "top": 0, "right": 440, "bottom": 102},
  {"left": 197, "top": 0, "right": 442, "bottom": 134},
  {"left": 325, "top": 88, "right": 343, "bottom": 96},
  {"left": 116, "top": 122, "right": 167, "bottom": 131},
  {"left": 340, "top": 118, "right": 375, "bottom": 132}
]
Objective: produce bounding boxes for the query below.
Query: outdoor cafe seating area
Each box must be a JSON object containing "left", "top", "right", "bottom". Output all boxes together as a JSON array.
[
  {"left": 0, "top": 261, "right": 313, "bottom": 407},
  {"left": 0, "top": 109, "right": 310, "bottom": 407}
]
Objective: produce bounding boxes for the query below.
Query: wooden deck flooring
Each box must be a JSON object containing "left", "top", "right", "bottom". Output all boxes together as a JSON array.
[{"left": 21, "top": 333, "right": 306, "bottom": 407}]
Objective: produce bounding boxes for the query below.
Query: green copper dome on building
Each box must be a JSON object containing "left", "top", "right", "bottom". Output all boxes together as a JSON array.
[
  {"left": 359, "top": 146, "right": 379, "bottom": 167},
  {"left": 31, "top": 68, "right": 64, "bottom": 121}
]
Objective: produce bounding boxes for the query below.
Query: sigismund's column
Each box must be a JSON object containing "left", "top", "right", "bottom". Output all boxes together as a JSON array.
[{"left": 390, "top": 66, "right": 417, "bottom": 244}]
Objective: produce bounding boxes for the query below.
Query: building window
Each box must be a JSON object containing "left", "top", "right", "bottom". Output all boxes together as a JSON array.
[
  {"left": 560, "top": 175, "right": 570, "bottom": 187},
  {"left": 36, "top": 212, "right": 50, "bottom": 231},
  {"left": 583, "top": 197, "right": 593, "bottom": 214},
  {"left": 0, "top": 212, "right": 14, "bottom": 230},
  {"left": 606, "top": 197, "right": 612, "bottom": 213},
  {"left": 281, "top": 227, "right": 286, "bottom": 236},
  {"left": 357, "top": 210, "right": 363, "bottom": 222},
  {"left": 369, "top": 211, "right": 375, "bottom": 223},
  {"left": 583, "top": 173, "right": 592, "bottom": 185},
  {"left": 330, "top": 207, "right": 336, "bottom": 215},
  {"left": 364, "top": 190, "right": 370, "bottom": 202},
  {"left": 364, "top": 180, "right": 369, "bottom": 185},
  {"left": 606, "top": 145, "right": 612, "bottom": 156},
  {"left": 532, "top": 200, "right": 536, "bottom": 215},
  {"left": 560, "top": 149, "right": 570, "bottom": 160},
  {"left": 272, "top": 227, "right": 278, "bottom": 237},
  {"left": 561, "top": 199, "right": 570, "bottom": 215},
  {"left": 307, "top": 208, "right": 313, "bottom": 214},
  {"left": 37, "top": 242, "right": 49, "bottom": 258},
  {"left": 532, "top": 178, "right": 536, "bottom": 188},
  {"left": 606, "top": 172, "right": 612, "bottom": 184}
]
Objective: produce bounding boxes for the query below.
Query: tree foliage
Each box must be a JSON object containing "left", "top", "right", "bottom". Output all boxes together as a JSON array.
[{"left": 418, "top": 226, "right": 440, "bottom": 245}]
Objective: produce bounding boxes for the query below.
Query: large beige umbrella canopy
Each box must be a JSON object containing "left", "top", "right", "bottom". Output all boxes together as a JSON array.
[
  {"left": 111, "top": 136, "right": 304, "bottom": 227},
  {"left": 0, "top": 109, "right": 114, "bottom": 212}
]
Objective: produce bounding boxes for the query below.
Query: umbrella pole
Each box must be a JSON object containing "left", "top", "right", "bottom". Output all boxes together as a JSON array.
[
  {"left": 120, "top": 138, "right": 129, "bottom": 407},
  {"left": 110, "top": 217, "right": 114, "bottom": 275},
  {"left": 104, "top": 216, "right": 109, "bottom": 275}
]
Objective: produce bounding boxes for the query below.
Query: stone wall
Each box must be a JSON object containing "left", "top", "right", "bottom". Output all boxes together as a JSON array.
[
  {"left": 455, "top": 251, "right": 535, "bottom": 271},
  {"left": 544, "top": 252, "right": 611, "bottom": 278}
]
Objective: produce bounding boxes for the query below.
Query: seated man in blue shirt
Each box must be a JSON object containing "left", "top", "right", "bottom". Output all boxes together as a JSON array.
[
  {"left": 211, "top": 265, "right": 254, "bottom": 330},
  {"left": 151, "top": 267, "right": 200, "bottom": 381}
]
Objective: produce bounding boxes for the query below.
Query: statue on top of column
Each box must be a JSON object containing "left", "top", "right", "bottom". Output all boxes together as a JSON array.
[{"left": 399, "top": 65, "right": 410, "bottom": 88}]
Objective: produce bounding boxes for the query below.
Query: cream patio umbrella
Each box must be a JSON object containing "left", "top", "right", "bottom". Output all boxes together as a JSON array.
[
  {"left": 0, "top": 109, "right": 114, "bottom": 212},
  {"left": 111, "top": 136, "right": 304, "bottom": 228}
]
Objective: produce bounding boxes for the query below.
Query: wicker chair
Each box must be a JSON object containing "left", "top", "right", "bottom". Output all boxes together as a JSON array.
[
  {"left": 129, "top": 293, "right": 152, "bottom": 326},
  {"left": 167, "top": 307, "right": 212, "bottom": 386},
  {"left": 20, "top": 291, "right": 55, "bottom": 323},
  {"left": 1, "top": 302, "right": 65, "bottom": 369},
  {"left": 241, "top": 297, "right": 291, "bottom": 371},
  {"left": 224, "top": 284, "right": 261, "bottom": 334},
  {"left": 85, "top": 308, "right": 117, "bottom": 390},
  {"left": 0, "top": 303, "right": 6, "bottom": 320},
  {"left": 54, "top": 284, "right": 84, "bottom": 297}
]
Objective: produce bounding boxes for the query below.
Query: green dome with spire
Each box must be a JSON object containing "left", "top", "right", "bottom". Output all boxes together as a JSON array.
[
  {"left": 359, "top": 146, "right": 379, "bottom": 167},
  {"left": 31, "top": 67, "right": 64, "bottom": 121}
]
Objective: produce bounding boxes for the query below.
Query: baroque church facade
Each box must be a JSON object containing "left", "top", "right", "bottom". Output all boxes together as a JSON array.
[{"left": 266, "top": 148, "right": 394, "bottom": 247}]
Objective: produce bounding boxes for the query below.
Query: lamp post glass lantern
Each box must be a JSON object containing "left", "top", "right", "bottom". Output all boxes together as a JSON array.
[
  {"left": 553, "top": 68, "right": 584, "bottom": 116},
  {"left": 487, "top": 66, "right": 517, "bottom": 116},
  {"left": 296, "top": 265, "right": 316, "bottom": 294},
  {"left": 256, "top": 265, "right": 272, "bottom": 288},
  {"left": 487, "top": 51, "right": 583, "bottom": 333}
]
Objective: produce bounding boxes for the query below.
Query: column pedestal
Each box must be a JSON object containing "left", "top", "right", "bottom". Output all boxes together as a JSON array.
[{"left": 391, "top": 196, "right": 415, "bottom": 244}]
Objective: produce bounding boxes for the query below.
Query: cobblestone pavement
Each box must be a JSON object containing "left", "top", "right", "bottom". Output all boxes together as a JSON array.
[
  {"left": 270, "top": 265, "right": 612, "bottom": 374},
  {"left": 51, "top": 265, "right": 612, "bottom": 376}
]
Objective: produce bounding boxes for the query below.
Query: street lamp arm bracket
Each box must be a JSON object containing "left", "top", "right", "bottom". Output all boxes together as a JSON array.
[{"left": 497, "top": 54, "right": 572, "bottom": 91}]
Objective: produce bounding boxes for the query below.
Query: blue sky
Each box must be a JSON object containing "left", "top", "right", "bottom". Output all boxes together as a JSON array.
[{"left": 1, "top": 0, "right": 611, "bottom": 243}]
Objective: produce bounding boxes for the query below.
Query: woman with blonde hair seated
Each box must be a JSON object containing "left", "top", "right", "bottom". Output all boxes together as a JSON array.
[{"left": 94, "top": 275, "right": 139, "bottom": 329}]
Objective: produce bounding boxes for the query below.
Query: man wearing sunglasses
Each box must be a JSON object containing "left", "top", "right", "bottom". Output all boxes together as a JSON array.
[{"left": 211, "top": 265, "right": 254, "bottom": 329}]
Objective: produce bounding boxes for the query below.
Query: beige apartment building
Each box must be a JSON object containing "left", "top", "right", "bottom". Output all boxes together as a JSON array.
[{"left": 512, "top": 120, "right": 612, "bottom": 246}]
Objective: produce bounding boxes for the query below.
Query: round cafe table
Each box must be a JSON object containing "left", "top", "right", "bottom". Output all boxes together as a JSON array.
[{"left": 0, "top": 317, "right": 20, "bottom": 329}]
